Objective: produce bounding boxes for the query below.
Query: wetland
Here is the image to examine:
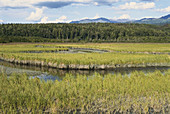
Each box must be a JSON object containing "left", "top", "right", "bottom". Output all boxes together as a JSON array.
[{"left": 0, "top": 43, "right": 170, "bottom": 113}]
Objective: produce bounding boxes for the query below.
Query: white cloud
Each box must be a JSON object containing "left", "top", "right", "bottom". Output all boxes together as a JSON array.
[
  {"left": 81, "top": 17, "right": 89, "bottom": 20},
  {"left": 26, "top": 7, "right": 45, "bottom": 21},
  {"left": 141, "top": 16, "right": 153, "bottom": 19},
  {"left": 157, "top": 6, "right": 170, "bottom": 12},
  {"left": 54, "top": 16, "right": 68, "bottom": 23},
  {"left": 59, "top": 15, "right": 67, "bottom": 20},
  {"left": 113, "top": 2, "right": 155, "bottom": 10},
  {"left": 113, "top": 14, "right": 131, "bottom": 19},
  {"left": 40, "top": 15, "right": 70, "bottom": 23},
  {"left": 40, "top": 16, "right": 48, "bottom": 23},
  {"left": 0, "top": 19, "right": 3, "bottom": 23},
  {"left": 94, "top": 2, "right": 99, "bottom": 6},
  {"left": 78, "top": 14, "right": 101, "bottom": 20},
  {"left": 93, "top": 14, "right": 100, "bottom": 19}
]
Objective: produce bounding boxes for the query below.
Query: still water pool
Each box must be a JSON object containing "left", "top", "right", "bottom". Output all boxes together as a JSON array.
[{"left": 0, "top": 60, "right": 169, "bottom": 81}]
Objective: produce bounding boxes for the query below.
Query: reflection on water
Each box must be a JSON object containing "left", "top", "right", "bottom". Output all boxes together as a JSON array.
[
  {"left": 31, "top": 73, "right": 61, "bottom": 81},
  {"left": 21, "top": 48, "right": 109, "bottom": 54},
  {"left": 0, "top": 60, "right": 169, "bottom": 81}
]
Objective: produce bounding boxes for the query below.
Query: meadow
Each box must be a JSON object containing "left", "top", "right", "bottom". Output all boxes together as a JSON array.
[
  {"left": 0, "top": 70, "right": 170, "bottom": 113},
  {"left": 0, "top": 43, "right": 169, "bottom": 69},
  {"left": 0, "top": 43, "right": 170, "bottom": 113}
]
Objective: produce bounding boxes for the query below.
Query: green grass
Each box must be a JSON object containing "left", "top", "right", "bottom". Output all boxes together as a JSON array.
[
  {"left": 85, "top": 43, "right": 170, "bottom": 53},
  {"left": 0, "top": 43, "right": 169, "bottom": 69},
  {"left": 1, "top": 52, "right": 169, "bottom": 65},
  {"left": 31, "top": 43, "right": 170, "bottom": 53},
  {"left": 1, "top": 43, "right": 170, "bottom": 53},
  {"left": 0, "top": 70, "right": 170, "bottom": 113},
  {"left": 0, "top": 43, "right": 169, "bottom": 113},
  {"left": 0, "top": 44, "right": 69, "bottom": 53}
]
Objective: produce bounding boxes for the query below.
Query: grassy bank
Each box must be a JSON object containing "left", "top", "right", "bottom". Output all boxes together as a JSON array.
[
  {"left": 0, "top": 52, "right": 169, "bottom": 69},
  {"left": 0, "top": 70, "right": 170, "bottom": 113}
]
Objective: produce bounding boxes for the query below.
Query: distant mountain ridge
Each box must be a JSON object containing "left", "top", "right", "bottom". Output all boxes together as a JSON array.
[
  {"left": 133, "top": 14, "right": 170, "bottom": 24},
  {"left": 160, "top": 14, "right": 170, "bottom": 19},
  {"left": 70, "top": 14, "right": 170, "bottom": 25},
  {"left": 70, "top": 17, "right": 118, "bottom": 23}
]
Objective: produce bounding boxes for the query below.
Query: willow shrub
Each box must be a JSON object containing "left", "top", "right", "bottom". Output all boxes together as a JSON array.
[{"left": 0, "top": 70, "right": 170, "bottom": 113}]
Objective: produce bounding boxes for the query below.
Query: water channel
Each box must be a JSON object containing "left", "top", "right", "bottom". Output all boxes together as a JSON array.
[{"left": 0, "top": 60, "right": 169, "bottom": 81}]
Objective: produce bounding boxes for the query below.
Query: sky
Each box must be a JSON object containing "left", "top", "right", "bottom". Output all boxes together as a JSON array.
[{"left": 0, "top": 0, "right": 170, "bottom": 23}]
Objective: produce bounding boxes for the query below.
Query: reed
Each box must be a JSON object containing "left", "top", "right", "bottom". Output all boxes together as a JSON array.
[
  {"left": 0, "top": 43, "right": 169, "bottom": 69},
  {"left": 0, "top": 44, "right": 69, "bottom": 53},
  {"left": 0, "top": 52, "right": 169, "bottom": 69},
  {"left": 0, "top": 70, "right": 170, "bottom": 113},
  {"left": 1, "top": 43, "right": 170, "bottom": 53}
]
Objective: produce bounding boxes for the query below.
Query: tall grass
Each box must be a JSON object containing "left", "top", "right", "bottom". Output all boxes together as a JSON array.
[
  {"left": 0, "top": 70, "right": 170, "bottom": 113},
  {"left": 82, "top": 43, "right": 170, "bottom": 53},
  {"left": 1, "top": 43, "right": 170, "bottom": 53},
  {"left": 0, "top": 43, "right": 169, "bottom": 69},
  {"left": 0, "top": 52, "right": 169, "bottom": 68},
  {"left": 0, "top": 44, "right": 69, "bottom": 53}
]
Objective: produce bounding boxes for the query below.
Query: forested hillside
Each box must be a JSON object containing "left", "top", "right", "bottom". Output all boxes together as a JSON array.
[{"left": 0, "top": 23, "right": 170, "bottom": 43}]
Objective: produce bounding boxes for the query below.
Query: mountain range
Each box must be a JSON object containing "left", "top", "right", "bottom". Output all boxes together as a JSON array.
[{"left": 70, "top": 14, "right": 170, "bottom": 25}]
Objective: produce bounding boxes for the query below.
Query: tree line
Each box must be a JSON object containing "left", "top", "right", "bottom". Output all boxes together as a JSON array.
[{"left": 0, "top": 23, "right": 170, "bottom": 43}]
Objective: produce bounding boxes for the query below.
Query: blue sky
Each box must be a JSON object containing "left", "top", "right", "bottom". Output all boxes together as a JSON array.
[{"left": 0, "top": 0, "right": 170, "bottom": 23}]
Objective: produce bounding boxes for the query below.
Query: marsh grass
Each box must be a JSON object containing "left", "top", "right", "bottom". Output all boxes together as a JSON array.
[
  {"left": 0, "top": 52, "right": 169, "bottom": 69},
  {"left": 27, "top": 43, "right": 170, "bottom": 53},
  {"left": 0, "top": 44, "right": 170, "bottom": 69},
  {"left": 0, "top": 43, "right": 169, "bottom": 69},
  {"left": 0, "top": 70, "right": 170, "bottom": 113},
  {"left": 1, "top": 43, "right": 170, "bottom": 53}
]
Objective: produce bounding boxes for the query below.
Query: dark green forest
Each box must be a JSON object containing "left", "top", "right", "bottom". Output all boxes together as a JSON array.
[{"left": 0, "top": 23, "right": 170, "bottom": 43}]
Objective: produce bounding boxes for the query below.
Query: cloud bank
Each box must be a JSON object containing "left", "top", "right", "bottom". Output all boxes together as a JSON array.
[
  {"left": 113, "top": 2, "right": 155, "bottom": 10},
  {"left": 0, "top": 0, "right": 120, "bottom": 9},
  {"left": 35, "top": 1, "right": 73, "bottom": 8},
  {"left": 157, "top": 6, "right": 170, "bottom": 12},
  {"left": 26, "top": 7, "right": 45, "bottom": 21},
  {"left": 0, "top": 19, "right": 3, "bottom": 23},
  {"left": 40, "top": 15, "right": 69, "bottom": 23},
  {"left": 113, "top": 14, "right": 131, "bottom": 20}
]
